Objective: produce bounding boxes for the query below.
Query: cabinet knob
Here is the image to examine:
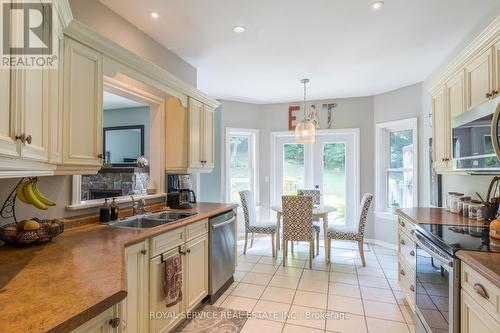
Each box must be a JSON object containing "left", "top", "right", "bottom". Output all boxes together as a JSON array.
[
  {"left": 410, "top": 285, "right": 415, "bottom": 292},
  {"left": 400, "top": 269, "right": 405, "bottom": 276},
  {"left": 473, "top": 283, "right": 489, "bottom": 299},
  {"left": 15, "top": 134, "right": 26, "bottom": 143},
  {"left": 493, "top": 90, "right": 499, "bottom": 97},
  {"left": 25, "top": 135, "right": 32, "bottom": 144},
  {"left": 108, "top": 317, "right": 121, "bottom": 328},
  {"left": 186, "top": 248, "right": 191, "bottom": 253},
  {"left": 400, "top": 239, "right": 405, "bottom": 245},
  {"left": 97, "top": 153, "right": 104, "bottom": 159},
  {"left": 410, "top": 250, "right": 415, "bottom": 256},
  {"left": 400, "top": 221, "right": 405, "bottom": 227},
  {"left": 486, "top": 92, "right": 493, "bottom": 98},
  {"left": 140, "top": 249, "right": 147, "bottom": 255}
]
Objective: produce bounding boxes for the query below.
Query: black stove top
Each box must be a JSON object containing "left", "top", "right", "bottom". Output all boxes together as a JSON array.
[{"left": 415, "top": 223, "right": 492, "bottom": 255}]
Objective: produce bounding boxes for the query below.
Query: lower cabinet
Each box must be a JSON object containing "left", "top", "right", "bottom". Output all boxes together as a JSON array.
[
  {"left": 71, "top": 304, "right": 121, "bottom": 333},
  {"left": 185, "top": 234, "right": 209, "bottom": 312},
  {"left": 123, "top": 240, "right": 149, "bottom": 333},
  {"left": 397, "top": 215, "right": 416, "bottom": 311},
  {"left": 461, "top": 290, "right": 500, "bottom": 333}
]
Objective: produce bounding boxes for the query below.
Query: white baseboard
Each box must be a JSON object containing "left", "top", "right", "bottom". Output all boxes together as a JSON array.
[{"left": 366, "top": 238, "right": 397, "bottom": 250}]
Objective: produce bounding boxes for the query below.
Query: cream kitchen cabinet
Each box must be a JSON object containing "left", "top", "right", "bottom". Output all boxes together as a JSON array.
[
  {"left": 494, "top": 38, "right": 500, "bottom": 95},
  {"left": 464, "top": 47, "right": 495, "bottom": 110},
  {"left": 123, "top": 240, "right": 149, "bottom": 333},
  {"left": 432, "top": 86, "right": 452, "bottom": 171},
  {"left": 59, "top": 37, "right": 103, "bottom": 173},
  {"left": 185, "top": 233, "right": 209, "bottom": 312},
  {"left": 446, "top": 70, "right": 466, "bottom": 120},
  {"left": 461, "top": 290, "right": 500, "bottom": 333},
  {"left": 71, "top": 304, "right": 122, "bottom": 333},
  {"left": 165, "top": 98, "right": 189, "bottom": 172},
  {"left": 0, "top": 70, "right": 19, "bottom": 158},
  {"left": 396, "top": 214, "right": 416, "bottom": 311}
]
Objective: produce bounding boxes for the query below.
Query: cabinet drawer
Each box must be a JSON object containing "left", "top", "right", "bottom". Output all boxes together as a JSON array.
[
  {"left": 461, "top": 262, "right": 499, "bottom": 320},
  {"left": 186, "top": 219, "right": 208, "bottom": 242},
  {"left": 398, "top": 255, "right": 416, "bottom": 310},
  {"left": 150, "top": 227, "right": 185, "bottom": 258},
  {"left": 398, "top": 216, "right": 415, "bottom": 238},
  {"left": 399, "top": 230, "right": 416, "bottom": 269}
]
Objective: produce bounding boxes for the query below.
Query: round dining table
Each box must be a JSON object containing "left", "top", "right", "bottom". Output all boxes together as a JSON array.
[{"left": 271, "top": 205, "right": 336, "bottom": 257}]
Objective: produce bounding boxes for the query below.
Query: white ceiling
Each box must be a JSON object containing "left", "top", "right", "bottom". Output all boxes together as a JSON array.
[
  {"left": 103, "top": 91, "right": 148, "bottom": 110},
  {"left": 100, "top": 0, "right": 499, "bottom": 104}
]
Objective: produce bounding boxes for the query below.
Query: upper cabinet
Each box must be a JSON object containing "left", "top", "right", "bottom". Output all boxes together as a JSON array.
[
  {"left": 432, "top": 87, "right": 451, "bottom": 171},
  {"left": 166, "top": 97, "right": 215, "bottom": 174},
  {"left": 60, "top": 38, "right": 103, "bottom": 170},
  {"left": 464, "top": 48, "right": 495, "bottom": 109},
  {"left": 0, "top": 70, "right": 19, "bottom": 158}
]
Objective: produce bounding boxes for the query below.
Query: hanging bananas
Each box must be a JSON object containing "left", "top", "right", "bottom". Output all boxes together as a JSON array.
[{"left": 15, "top": 179, "right": 56, "bottom": 210}]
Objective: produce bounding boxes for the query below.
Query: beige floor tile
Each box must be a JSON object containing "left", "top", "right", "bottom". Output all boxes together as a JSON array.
[
  {"left": 286, "top": 305, "right": 327, "bottom": 330},
  {"left": 283, "top": 257, "right": 307, "bottom": 268},
  {"left": 360, "top": 286, "right": 397, "bottom": 304},
  {"left": 329, "top": 272, "right": 358, "bottom": 285},
  {"left": 269, "top": 275, "right": 300, "bottom": 289},
  {"left": 330, "top": 263, "right": 357, "bottom": 273},
  {"left": 231, "top": 283, "right": 266, "bottom": 299},
  {"left": 239, "top": 254, "right": 263, "bottom": 263},
  {"left": 356, "top": 267, "right": 385, "bottom": 277},
  {"left": 252, "top": 300, "right": 291, "bottom": 323},
  {"left": 236, "top": 262, "right": 256, "bottom": 272},
  {"left": 234, "top": 271, "right": 247, "bottom": 282},
  {"left": 363, "top": 300, "right": 405, "bottom": 322},
  {"left": 358, "top": 276, "right": 390, "bottom": 289},
  {"left": 221, "top": 295, "right": 258, "bottom": 312},
  {"left": 226, "top": 281, "right": 239, "bottom": 292},
  {"left": 301, "top": 269, "right": 330, "bottom": 282},
  {"left": 327, "top": 295, "right": 364, "bottom": 315},
  {"left": 329, "top": 282, "right": 361, "bottom": 298},
  {"left": 251, "top": 263, "right": 279, "bottom": 274},
  {"left": 326, "top": 312, "right": 367, "bottom": 333},
  {"left": 241, "top": 272, "right": 273, "bottom": 286},
  {"left": 212, "top": 293, "right": 228, "bottom": 307},
  {"left": 393, "top": 291, "right": 410, "bottom": 306},
  {"left": 400, "top": 305, "right": 416, "bottom": 324},
  {"left": 387, "top": 279, "right": 402, "bottom": 291},
  {"left": 275, "top": 266, "right": 304, "bottom": 277},
  {"left": 283, "top": 323, "right": 324, "bottom": 333},
  {"left": 293, "top": 290, "right": 328, "bottom": 309},
  {"left": 261, "top": 286, "right": 297, "bottom": 304},
  {"left": 383, "top": 269, "right": 399, "bottom": 280},
  {"left": 241, "top": 318, "right": 284, "bottom": 333},
  {"left": 298, "top": 278, "right": 329, "bottom": 293},
  {"left": 259, "top": 256, "right": 282, "bottom": 265},
  {"left": 365, "top": 317, "right": 410, "bottom": 333}
]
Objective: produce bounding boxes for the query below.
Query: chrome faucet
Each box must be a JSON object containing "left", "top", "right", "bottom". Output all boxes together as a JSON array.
[{"left": 131, "top": 196, "right": 148, "bottom": 215}]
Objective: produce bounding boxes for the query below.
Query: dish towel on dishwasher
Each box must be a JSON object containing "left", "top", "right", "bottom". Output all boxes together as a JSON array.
[{"left": 164, "top": 253, "right": 183, "bottom": 307}]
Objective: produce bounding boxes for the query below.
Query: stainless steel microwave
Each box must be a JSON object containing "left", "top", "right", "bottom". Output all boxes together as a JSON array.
[{"left": 452, "top": 96, "right": 500, "bottom": 172}]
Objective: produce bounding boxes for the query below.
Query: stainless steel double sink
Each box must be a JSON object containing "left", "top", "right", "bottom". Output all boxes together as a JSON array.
[{"left": 107, "top": 211, "right": 198, "bottom": 229}]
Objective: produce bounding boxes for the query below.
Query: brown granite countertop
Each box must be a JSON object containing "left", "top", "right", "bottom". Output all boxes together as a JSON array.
[
  {"left": 456, "top": 250, "right": 500, "bottom": 288},
  {"left": 396, "top": 207, "right": 490, "bottom": 227},
  {"left": 0, "top": 202, "right": 237, "bottom": 333}
]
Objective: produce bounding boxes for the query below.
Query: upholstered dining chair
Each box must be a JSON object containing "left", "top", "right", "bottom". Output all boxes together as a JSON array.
[
  {"left": 239, "top": 191, "right": 277, "bottom": 257},
  {"left": 326, "top": 193, "right": 374, "bottom": 266},
  {"left": 298, "top": 189, "right": 321, "bottom": 255},
  {"left": 282, "top": 195, "right": 316, "bottom": 269}
]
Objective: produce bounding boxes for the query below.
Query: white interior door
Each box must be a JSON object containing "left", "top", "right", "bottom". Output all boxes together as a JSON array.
[{"left": 272, "top": 129, "right": 359, "bottom": 225}]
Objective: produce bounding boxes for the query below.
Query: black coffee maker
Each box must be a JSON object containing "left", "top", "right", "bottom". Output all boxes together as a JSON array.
[{"left": 167, "top": 174, "right": 196, "bottom": 209}]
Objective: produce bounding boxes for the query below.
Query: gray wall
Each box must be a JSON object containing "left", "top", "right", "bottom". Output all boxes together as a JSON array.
[{"left": 68, "top": 0, "right": 197, "bottom": 86}]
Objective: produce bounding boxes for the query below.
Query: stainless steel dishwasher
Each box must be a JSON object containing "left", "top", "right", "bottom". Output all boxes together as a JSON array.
[{"left": 209, "top": 210, "right": 236, "bottom": 303}]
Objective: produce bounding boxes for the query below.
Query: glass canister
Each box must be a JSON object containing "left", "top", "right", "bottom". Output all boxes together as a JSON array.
[
  {"left": 458, "top": 196, "right": 471, "bottom": 216},
  {"left": 462, "top": 198, "right": 472, "bottom": 217},
  {"left": 477, "top": 204, "right": 486, "bottom": 221},
  {"left": 449, "top": 193, "right": 464, "bottom": 214},
  {"left": 445, "top": 192, "right": 457, "bottom": 211},
  {"left": 469, "top": 200, "right": 483, "bottom": 220}
]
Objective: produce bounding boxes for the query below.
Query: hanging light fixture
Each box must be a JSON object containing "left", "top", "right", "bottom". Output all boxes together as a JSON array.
[{"left": 295, "top": 78, "right": 316, "bottom": 143}]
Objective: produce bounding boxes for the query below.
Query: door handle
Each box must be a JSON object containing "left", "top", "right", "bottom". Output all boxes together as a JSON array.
[
  {"left": 25, "top": 135, "right": 32, "bottom": 144},
  {"left": 15, "top": 134, "right": 26, "bottom": 143},
  {"left": 212, "top": 217, "right": 236, "bottom": 229},
  {"left": 473, "top": 283, "right": 489, "bottom": 299}
]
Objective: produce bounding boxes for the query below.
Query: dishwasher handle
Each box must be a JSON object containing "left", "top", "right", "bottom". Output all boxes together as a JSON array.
[{"left": 212, "top": 216, "right": 236, "bottom": 229}]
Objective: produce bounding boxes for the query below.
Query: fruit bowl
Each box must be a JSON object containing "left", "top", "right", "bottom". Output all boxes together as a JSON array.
[{"left": 0, "top": 219, "right": 64, "bottom": 245}]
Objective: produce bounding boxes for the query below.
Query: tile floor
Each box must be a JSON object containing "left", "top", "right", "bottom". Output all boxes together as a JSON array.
[{"left": 214, "top": 235, "right": 415, "bottom": 333}]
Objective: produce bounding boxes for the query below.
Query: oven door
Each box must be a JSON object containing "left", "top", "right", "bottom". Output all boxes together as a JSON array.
[{"left": 414, "top": 232, "right": 460, "bottom": 333}]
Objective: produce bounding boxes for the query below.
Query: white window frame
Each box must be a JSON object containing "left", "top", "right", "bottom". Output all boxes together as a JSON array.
[
  {"left": 225, "top": 128, "right": 259, "bottom": 204},
  {"left": 375, "top": 118, "right": 418, "bottom": 220},
  {"left": 67, "top": 76, "right": 167, "bottom": 210}
]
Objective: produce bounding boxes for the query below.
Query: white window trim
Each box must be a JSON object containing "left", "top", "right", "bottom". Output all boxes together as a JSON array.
[
  {"left": 224, "top": 128, "right": 260, "bottom": 204},
  {"left": 375, "top": 117, "right": 418, "bottom": 219},
  {"left": 68, "top": 76, "right": 167, "bottom": 210}
]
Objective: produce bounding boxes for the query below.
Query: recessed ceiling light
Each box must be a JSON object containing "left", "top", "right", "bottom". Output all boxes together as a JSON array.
[
  {"left": 370, "top": 1, "right": 384, "bottom": 10},
  {"left": 232, "top": 26, "right": 245, "bottom": 33},
  {"left": 150, "top": 11, "right": 159, "bottom": 19}
]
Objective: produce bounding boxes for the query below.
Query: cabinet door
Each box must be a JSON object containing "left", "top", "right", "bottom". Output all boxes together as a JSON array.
[
  {"left": 165, "top": 97, "right": 188, "bottom": 172},
  {"left": 123, "top": 240, "right": 149, "bottom": 333},
  {"left": 71, "top": 305, "right": 119, "bottom": 333},
  {"left": 188, "top": 98, "right": 204, "bottom": 170},
  {"left": 494, "top": 38, "right": 500, "bottom": 96},
  {"left": 202, "top": 105, "right": 215, "bottom": 170},
  {"left": 465, "top": 48, "right": 494, "bottom": 110},
  {"left": 432, "top": 87, "right": 451, "bottom": 170},
  {"left": 186, "top": 234, "right": 209, "bottom": 312},
  {"left": 461, "top": 290, "right": 500, "bottom": 333},
  {"left": 18, "top": 68, "right": 50, "bottom": 162},
  {"left": 446, "top": 70, "right": 465, "bottom": 120},
  {"left": 0, "top": 69, "right": 19, "bottom": 157},
  {"left": 62, "top": 38, "right": 103, "bottom": 166},
  {"left": 150, "top": 247, "right": 185, "bottom": 333}
]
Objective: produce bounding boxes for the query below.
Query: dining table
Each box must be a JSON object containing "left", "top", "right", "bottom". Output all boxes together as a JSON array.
[{"left": 270, "top": 204, "right": 337, "bottom": 257}]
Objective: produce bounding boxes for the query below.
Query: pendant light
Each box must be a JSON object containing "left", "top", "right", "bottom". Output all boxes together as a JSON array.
[{"left": 295, "top": 78, "right": 316, "bottom": 143}]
